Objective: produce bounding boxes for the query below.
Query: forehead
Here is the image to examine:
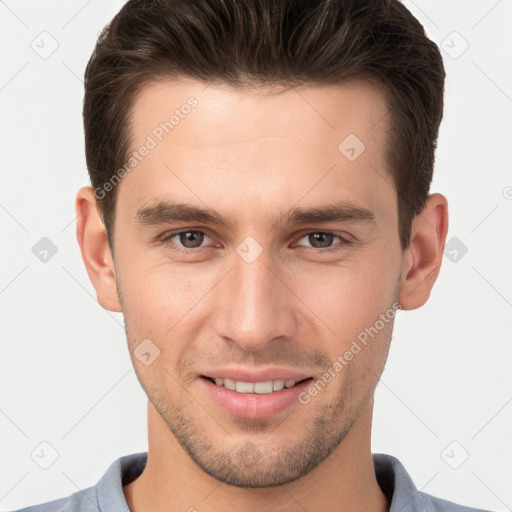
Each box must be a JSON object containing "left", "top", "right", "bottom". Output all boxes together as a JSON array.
[
  {"left": 130, "top": 77, "right": 390, "bottom": 150},
  {"left": 117, "top": 77, "right": 395, "bottom": 228}
]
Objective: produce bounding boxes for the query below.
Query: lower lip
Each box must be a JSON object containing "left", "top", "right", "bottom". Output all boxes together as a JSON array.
[{"left": 200, "top": 377, "right": 313, "bottom": 419}]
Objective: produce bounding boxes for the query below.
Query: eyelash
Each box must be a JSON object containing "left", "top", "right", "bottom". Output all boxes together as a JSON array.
[{"left": 159, "top": 229, "right": 352, "bottom": 255}]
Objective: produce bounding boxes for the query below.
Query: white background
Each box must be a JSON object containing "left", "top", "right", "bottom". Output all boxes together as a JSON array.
[{"left": 0, "top": 1, "right": 511, "bottom": 510}]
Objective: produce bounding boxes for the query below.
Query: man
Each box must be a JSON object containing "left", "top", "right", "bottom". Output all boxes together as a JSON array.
[{"left": 11, "top": 0, "right": 494, "bottom": 511}]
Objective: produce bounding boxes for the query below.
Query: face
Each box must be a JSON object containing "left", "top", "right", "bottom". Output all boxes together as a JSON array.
[{"left": 110, "top": 78, "right": 404, "bottom": 487}]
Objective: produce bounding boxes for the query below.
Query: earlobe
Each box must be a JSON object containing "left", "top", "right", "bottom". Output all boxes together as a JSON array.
[
  {"left": 75, "top": 186, "right": 122, "bottom": 312},
  {"left": 397, "top": 193, "right": 449, "bottom": 311}
]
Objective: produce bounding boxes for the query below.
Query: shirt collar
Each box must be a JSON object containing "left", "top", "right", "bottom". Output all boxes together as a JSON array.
[
  {"left": 373, "top": 452, "right": 436, "bottom": 512},
  {"left": 96, "top": 452, "right": 147, "bottom": 512}
]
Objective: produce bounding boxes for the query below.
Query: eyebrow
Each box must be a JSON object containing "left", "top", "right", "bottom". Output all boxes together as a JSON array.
[{"left": 134, "top": 200, "right": 376, "bottom": 230}]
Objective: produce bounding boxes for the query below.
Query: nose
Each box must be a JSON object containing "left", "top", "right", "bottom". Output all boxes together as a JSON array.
[{"left": 212, "top": 245, "right": 298, "bottom": 352}]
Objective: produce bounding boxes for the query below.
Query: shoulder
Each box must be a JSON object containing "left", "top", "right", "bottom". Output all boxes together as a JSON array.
[
  {"left": 418, "top": 490, "right": 498, "bottom": 512},
  {"left": 372, "top": 453, "right": 497, "bottom": 512},
  {"left": 5, "top": 486, "right": 98, "bottom": 512},
  {"left": 5, "top": 452, "right": 147, "bottom": 512}
]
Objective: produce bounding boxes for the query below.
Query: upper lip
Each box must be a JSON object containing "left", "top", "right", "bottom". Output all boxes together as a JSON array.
[{"left": 201, "top": 367, "right": 313, "bottom": 383}]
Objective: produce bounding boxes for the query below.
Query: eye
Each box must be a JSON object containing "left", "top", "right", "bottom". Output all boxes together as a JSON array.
[
  {"left": 159, "top": 229, "right": 352, "bottom": 255},
  {"left": 160, "top": 230, "right": 213, "bottom": 252},
  {"left": 293, "top": 232, "right": 351, "bottom": 253}
]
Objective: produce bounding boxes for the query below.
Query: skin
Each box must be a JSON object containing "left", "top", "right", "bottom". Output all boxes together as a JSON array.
[{"left": 76, "top": 77, "right": 448, "bottom": 512}]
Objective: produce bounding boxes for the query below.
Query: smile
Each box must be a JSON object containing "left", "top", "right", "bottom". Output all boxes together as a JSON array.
[{"left": 203, "top": 376, "right": 313, "bottom": 394}]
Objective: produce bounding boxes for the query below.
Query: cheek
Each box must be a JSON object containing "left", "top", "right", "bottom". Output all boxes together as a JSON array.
[
  {"left": 118, "top": 261, "right": 221, "bottom": 339},
  {"left": 291, "top": 258, "right": 398, "bottom": 338}
]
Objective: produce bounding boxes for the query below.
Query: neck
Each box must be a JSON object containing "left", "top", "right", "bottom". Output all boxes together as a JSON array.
[{"left": 124, "top": 398, "right": 389, "bottom": 512}]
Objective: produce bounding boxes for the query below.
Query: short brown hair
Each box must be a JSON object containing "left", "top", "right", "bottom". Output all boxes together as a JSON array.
[{"left": 83, "top": 0, "right": 445, "bottom": 251}]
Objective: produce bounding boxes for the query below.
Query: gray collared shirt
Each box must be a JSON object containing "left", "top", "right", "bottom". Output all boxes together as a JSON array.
[{"left": 9, "top": 452, "right": 495, "bottom": 512}]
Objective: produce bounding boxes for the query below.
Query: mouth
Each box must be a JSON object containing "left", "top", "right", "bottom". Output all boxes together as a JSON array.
[
  {"left": 200, "top": 374, "right": 315, "bottom": 419},
  {"left": 200, "top": 375, "right": 313, "bottom": 394}
]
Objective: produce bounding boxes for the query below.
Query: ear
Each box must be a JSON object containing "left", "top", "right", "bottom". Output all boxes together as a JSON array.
[
  {"left": 75, "top": 186, "right": 122, "bottom": 312},
  {"left": 397, "top": 193, "right": 449, "bottom": 311}
]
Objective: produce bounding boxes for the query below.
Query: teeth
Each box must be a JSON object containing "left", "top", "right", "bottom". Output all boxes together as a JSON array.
[
  {"left": 209, "top": 377, "right": 301, "bottom": 394},
  {"left": 223, "top": 378, "right": 236, "bottom": 391}
]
